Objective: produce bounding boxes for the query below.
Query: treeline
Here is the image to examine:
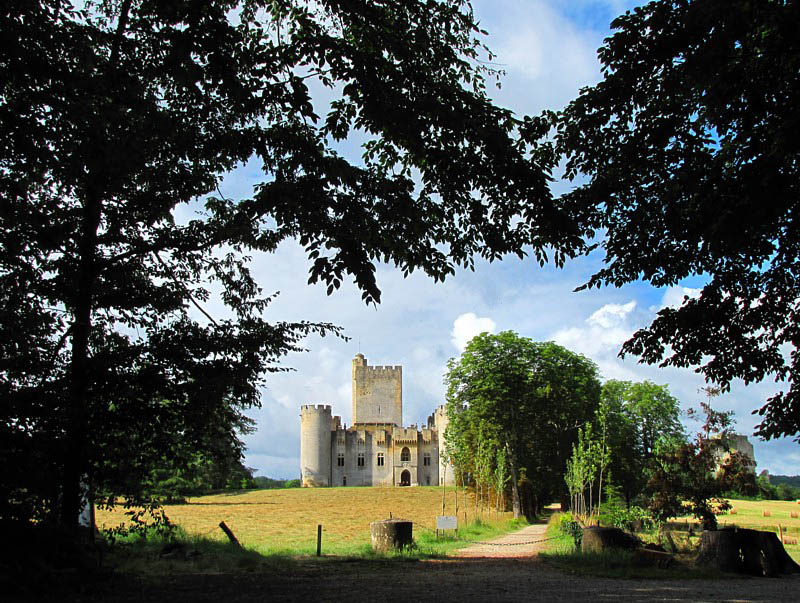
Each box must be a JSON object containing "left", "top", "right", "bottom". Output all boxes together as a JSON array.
[
  {"left": 144, "top": 457, "right": 301, "bottom": 502},
  {"left": 252, "top": 476, "right": 301, "bottom": 489},
  {"left": 756, "top": 475, "right": 800, "bottom": 501},
  {"left": 445, "top": 332, "right": 762, "bottom": 529}
]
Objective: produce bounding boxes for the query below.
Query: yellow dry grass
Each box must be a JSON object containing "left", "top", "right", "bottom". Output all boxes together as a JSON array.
[{"left": 96, "top": 487, "right": 511, "bottom": 555}]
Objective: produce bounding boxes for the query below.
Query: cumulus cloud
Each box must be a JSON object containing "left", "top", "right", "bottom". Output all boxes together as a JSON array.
[
  {"left": 658, "top": 286, "right": 702, "bottom": 310},
  {"left": 451, "top": 312, "right": 497, "bottom": 352},
  {"left": 588, "top": 300, "right": 637, "bottom": 329}
]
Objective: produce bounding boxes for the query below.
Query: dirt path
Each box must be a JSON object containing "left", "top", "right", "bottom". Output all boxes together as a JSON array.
[{"left": 456, "top": 521, "right": 551, "bottom": 558}]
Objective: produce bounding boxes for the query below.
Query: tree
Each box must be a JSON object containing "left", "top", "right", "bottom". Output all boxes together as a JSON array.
[
  {"left": 1, "top": 1, "right": 588, "bottom": 529},
  {"left": 648, "top": 399, "right": 736, "bottom": 530},
  {"left": 445, "top": 332, "right": 601, "bottom": 518},
  {"left": 555, "top": 0, "right": 800, "bottom": 439},
  {"left": 598, "top": 380, "right": 684, "bottom": 504}
]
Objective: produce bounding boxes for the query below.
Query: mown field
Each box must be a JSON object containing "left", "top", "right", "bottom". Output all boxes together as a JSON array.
[{"left": 96, "top": 486, "right": 513, "bottom": 555}]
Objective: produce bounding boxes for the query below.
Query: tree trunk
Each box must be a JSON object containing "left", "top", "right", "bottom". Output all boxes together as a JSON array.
[
  {"left": 508, "top": 460, "right": 521, "bottom": 518},
  {"left": 441, "top": 464, "right": 446, "bottom": 515},
  {"left": 61, "top": 189, "right": 103, "bottom": 530},
  {"left": 598, "top": 468, "right": 604, "bottom": 515},
  {"left": 697, "top": 528, "right": 800, "bottom": 576},
  {"left": 582, "top": 526, "right": 641, "bottom": 553},
  {"left": 371, "top": 520, "right": 413, "bottom": 553}
]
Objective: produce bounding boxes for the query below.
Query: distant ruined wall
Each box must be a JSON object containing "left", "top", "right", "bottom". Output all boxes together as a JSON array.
[
  {"left": 713, "top": 432, "right": 757, "bottom": 474},
  {"left": 352, "top": 354, "right": 402, "bottom": 426}
]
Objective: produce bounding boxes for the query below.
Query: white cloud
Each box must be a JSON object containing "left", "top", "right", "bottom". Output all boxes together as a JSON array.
[
  {"left": 657, "top": 286, "right": 702, "bottom": 311},
  {"left": 588, "top": 300, "right": 637, "bottom": 329},
  {"left": 451, "top": 312, "right": 497, "bottom": 352}
]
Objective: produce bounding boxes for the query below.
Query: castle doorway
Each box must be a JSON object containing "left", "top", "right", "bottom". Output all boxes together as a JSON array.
[{"left": 400, "top": 470, "right": 411, "bottom": 487}]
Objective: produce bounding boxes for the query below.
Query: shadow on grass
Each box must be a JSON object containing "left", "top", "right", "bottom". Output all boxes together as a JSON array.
[{"left": 539, "top": 535, "right": 728, "bottom": 580}]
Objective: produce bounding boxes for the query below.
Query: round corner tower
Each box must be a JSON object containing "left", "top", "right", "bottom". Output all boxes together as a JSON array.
[
  {"left": 300, "top": 404, "right": 333, "bottom": 487},
  {"left": 435, "top": 404, "right": 455, "bottom": 486}
]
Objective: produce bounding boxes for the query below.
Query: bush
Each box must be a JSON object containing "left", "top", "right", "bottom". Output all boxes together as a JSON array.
[
  {"left": 597, "top": 500, "right": 653, "bottom": 533},
  {"left": 550, "top": 512, "right": 582, "bottom": 549}
]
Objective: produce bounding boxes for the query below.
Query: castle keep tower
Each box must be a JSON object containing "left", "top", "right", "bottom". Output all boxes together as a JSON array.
[{"left": 352, "top": 353, "right": 402, "bottom": 426}]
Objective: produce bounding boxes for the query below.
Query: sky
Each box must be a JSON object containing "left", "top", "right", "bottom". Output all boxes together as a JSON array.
[{"left": 210, "top": 0, "right": 799, "bottom": 479}]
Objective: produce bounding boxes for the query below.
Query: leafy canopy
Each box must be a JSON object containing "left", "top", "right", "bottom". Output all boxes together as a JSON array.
[
  {"left": 555, "top": 0, "right": 800, "bottom": 439},
  {"left": 1, "top": 0, "right": 587, "bottom": 525},
  {"left": 445, "top": 332, "right": 601, "bottom": 517}
]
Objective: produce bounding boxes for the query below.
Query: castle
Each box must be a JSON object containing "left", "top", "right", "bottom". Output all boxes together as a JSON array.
[{"left": 300, "top": 353, "right": 455, "bottom": 487}]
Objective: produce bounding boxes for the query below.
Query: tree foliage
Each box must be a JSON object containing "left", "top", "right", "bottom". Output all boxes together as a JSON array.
[
  {"left": 647, "top": 397, "right": 741, "bottom": 529},
  {"left": 1, "top": 0, "right": 587, "bottom": 527},
  {"left": 444, "top": 332, "right": 601, "bottom": 518},
  {"left": 596, "top": 380, "right": 684, "bottom": 504},
  {"left": 556, "top": 0, "right": 800, "bottom": 439}
]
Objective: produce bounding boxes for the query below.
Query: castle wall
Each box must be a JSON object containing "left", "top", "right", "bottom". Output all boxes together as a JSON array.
[
  {"left": 418, "top": 428, "right": 439, "bottom": 487},
  {"left": 331, "top": 427, "right": 395, "bottom": 487},
  {"left": 393, "top": 426, "right": 419, "bottom": 486},
  {"left": 352, "top": 354, "right": 402, "bottom": 426}
]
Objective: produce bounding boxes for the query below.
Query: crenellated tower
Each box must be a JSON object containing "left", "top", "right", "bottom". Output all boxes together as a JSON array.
[{"left": 352, "top": 354, "right": 402, "bottom": 426}]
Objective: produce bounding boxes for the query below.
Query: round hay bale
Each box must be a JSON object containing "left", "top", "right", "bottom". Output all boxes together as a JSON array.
[
  {"left": 370, "top": 519, "right": 413, "bottom": 553},
  {"left": 581, "top": 526, "right": 640, "bottom": 554}
]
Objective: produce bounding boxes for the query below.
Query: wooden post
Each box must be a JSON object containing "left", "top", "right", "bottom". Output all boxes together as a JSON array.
[
  {"left": 219, "top": 521, "right": 241, "bottom": 548},
  {"left": 780, "top": 524, "right": 784, "bottom": 544},
  {"left": 317, "top": 524, "right": 322, "bottom": 556}
]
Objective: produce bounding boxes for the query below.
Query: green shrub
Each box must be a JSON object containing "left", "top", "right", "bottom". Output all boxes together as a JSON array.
[
  {"left": 597, "top": 500, "right": 652, "bottom": 532},
  {"left": 550, "top": 512, "right": 582, "bottom": 549}
]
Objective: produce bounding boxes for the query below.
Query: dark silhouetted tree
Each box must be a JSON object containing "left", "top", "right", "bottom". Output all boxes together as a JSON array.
[
  {"left": 556, "top": 0, "right": 800, "bottom": 440},
  {"left": 1, "top": 1, "right": 587, "bottom": 529}
]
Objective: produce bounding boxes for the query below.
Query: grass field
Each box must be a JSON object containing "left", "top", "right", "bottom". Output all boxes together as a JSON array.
[{"left": 96, "top": 486, "right": 517, "bottom": 556}]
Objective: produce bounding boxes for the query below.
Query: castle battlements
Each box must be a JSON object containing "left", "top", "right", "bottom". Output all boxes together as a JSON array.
[
  {"left": 362, "top": 365, "right": 402, "bottom": 373},
  {"left": 301, "top": 404, "right": 332, "bottom": 412}
]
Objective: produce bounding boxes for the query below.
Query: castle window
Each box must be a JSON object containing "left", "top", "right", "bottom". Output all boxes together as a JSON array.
[
  {"left": 357, "top": 452, "right": 365, "bottom": 467},
  {"left": 377, "top": 452, "right": 384, "bottom": 466},
  {"left": 337, "top": 453, "right": 344, "bottom": 466},
  {"left": 423, "top": 452, "right": 431, "bottom": 466},
  {"left": 401, "top": 447, "right": 411, "bottom": 462},
  {"left": 426, "top": 475, "right": 430, "bottom": 485}
]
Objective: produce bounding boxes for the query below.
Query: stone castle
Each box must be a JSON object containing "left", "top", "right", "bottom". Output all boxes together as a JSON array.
[{"left": 300, "top": 353, "right": 455, "bottom": 487}]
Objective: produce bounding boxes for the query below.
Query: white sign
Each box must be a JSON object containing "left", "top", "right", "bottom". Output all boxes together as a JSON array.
[{"left": 436, "top": 515, "right": 457, "bottom": 530}]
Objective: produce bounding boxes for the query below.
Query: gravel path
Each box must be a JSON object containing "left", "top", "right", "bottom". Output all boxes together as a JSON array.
[{"left": 456, "top": 522, "right": 551, "bottom": 558}]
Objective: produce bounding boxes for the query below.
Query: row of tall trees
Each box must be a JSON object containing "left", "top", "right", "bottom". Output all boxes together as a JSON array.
[
  {"left": 444, "top": 332, "right": 601, "bottom": 518},
  {"left": 560, "top": 379, "right": 685, "bottom": 515}
]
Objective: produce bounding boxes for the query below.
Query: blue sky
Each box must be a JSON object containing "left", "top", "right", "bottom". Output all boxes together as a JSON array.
[{"left": 211, "top": 0, "right": 799, "bottom": 479}]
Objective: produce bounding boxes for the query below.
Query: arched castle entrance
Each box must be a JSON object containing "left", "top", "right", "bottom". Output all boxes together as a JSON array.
[{"left": 400, "top": 470, "right": 411, "bottom": 486}]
